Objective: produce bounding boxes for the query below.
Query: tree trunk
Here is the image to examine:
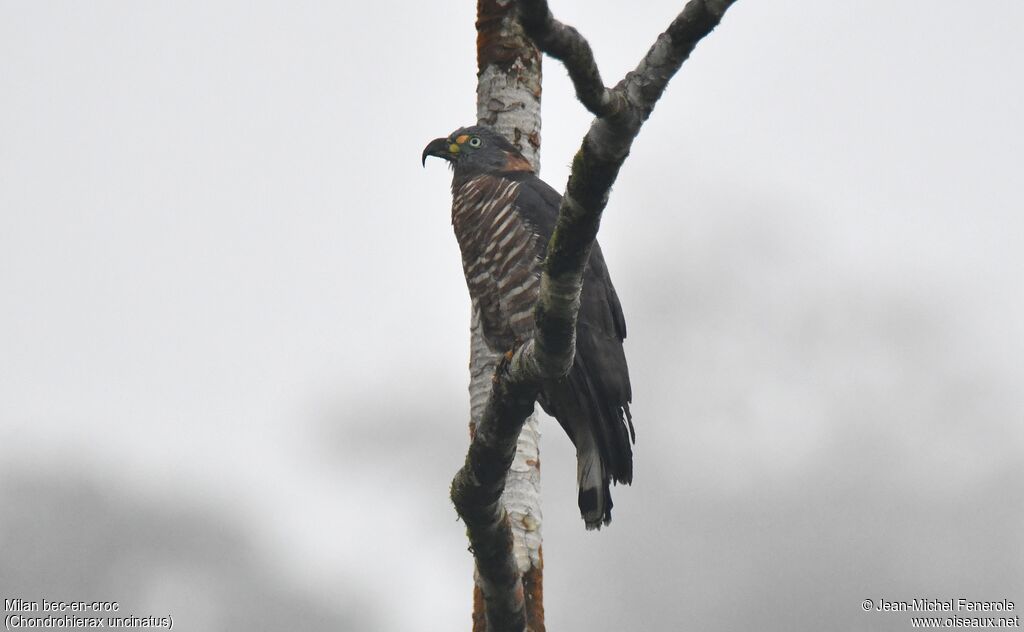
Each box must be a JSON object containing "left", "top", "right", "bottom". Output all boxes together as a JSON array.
[{"left": 471, "top": 2, "right": 544, "bottom": 630}]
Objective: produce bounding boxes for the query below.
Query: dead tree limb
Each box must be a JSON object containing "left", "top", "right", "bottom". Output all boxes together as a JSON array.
[{"left": 451, "top": 1, "right": 739, "bottom": 630}]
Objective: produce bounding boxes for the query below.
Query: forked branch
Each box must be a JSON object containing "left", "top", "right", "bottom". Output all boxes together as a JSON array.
[{"left": 450, "top": 2, "right": 738, "bottom": 630}]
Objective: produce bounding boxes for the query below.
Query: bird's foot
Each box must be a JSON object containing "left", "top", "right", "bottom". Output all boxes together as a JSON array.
[{"left": 493, "top": 342, "right": 520, "bottom": 383}]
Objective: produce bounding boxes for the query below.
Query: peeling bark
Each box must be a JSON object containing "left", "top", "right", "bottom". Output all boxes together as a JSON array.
[
  {"left": 469, "top": 309, "right": 543, "bottom": 582},
  {"left": 476, "top": 0, "right": 543, "bottom": 166},
  {"left": 522, "top": 547, "right": 545, "bottom": 630},
  {"left": 470, "top": 1, "right": 545, "bottom": 630},
  {"left": 453, "top": 1, "right": 739, "bottom": 630}
]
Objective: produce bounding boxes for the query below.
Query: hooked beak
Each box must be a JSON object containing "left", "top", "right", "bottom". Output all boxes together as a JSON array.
[{"left": 422, "top": 137, "right": 453, "bottom": 167}]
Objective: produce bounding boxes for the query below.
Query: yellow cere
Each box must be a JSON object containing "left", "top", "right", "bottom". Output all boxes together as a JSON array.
[
  {"left": 449, "top": 143, "right": 460, "bottom": 153},
  {"left": 455, "top": 134, "right": 470, "bottom": 144}
]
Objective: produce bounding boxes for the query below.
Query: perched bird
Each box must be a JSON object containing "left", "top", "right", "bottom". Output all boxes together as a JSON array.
[{"left": 423, "top": 125, "right": 634, "bottom": 529}]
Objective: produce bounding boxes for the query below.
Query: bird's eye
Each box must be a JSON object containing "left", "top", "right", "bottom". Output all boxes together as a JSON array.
[{"left": 468, "top": 137, "right": 482, "bottom": 148}]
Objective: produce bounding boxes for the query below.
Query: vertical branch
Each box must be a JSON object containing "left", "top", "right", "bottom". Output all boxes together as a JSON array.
[
  {"left": 476, "top": 0, "right": 543, "bottom": 166},
  {"left": 472, "top": 1, "right": 544, "bottom": 630}
]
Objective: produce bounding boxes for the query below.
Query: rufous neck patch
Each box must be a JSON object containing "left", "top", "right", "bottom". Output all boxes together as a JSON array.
[{"left": 502, "top": 152, "right": 533, "bottom": 172}]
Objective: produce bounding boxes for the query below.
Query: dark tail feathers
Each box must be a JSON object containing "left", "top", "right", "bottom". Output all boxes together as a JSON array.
[{"left": 541, "top": 351, "right": 634, "bottom": 529}]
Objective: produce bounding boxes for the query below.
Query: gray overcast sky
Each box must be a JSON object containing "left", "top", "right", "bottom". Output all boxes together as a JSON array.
[{"left": 2, "top": 2, "right": 1022, "bottom": 630}]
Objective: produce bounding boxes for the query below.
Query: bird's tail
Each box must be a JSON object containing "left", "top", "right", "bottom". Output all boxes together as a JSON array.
[
  {"left": 542, "top": 350, "right": 634, "bottom": 530},
  {"left": 576, "top": 431, "right": 613, "bottom": 529},
  {"left": 574, "top": 402, "right": 633, "bottom": 529}
]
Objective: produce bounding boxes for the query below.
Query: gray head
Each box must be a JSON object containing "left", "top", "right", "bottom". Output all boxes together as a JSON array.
[{"left": 422, "top": 125, "right": 533, "bottom": 179}]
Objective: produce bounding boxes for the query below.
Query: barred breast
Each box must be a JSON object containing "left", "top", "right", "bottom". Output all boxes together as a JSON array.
[{"left": 451, "top": 174, "right": 542, "bottom": 352}]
